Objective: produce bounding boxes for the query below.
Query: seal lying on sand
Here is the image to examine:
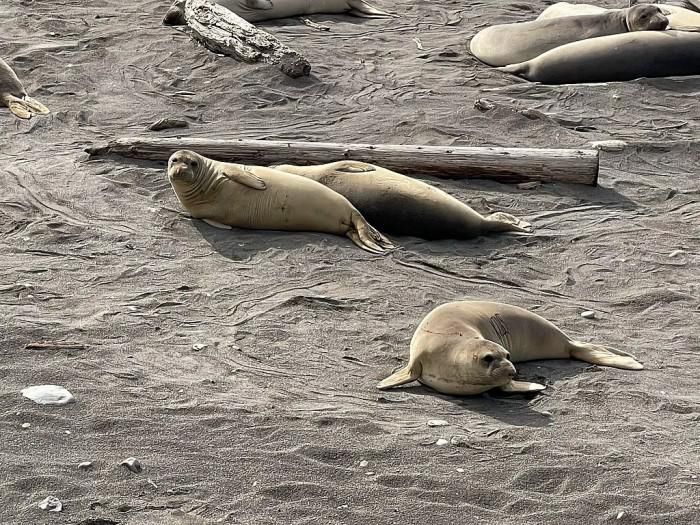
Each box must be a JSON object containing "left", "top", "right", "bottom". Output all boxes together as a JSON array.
[
  {"left": 470, "top": 4, "right": 668, "bottom": 67},
  {"left": 499, "top": 30, "right": 700, "bottom": 84},
  {"left": 270, "top": 160, "right": 532, "bottom": 240},
  {"left": 378, "top": 301, "right": 643, "bottom": 395},
  {"left": 537, "top": 2, "right": 700, "bottom": 30},
  {"left": 0, "top": 57, "right": 49, "bottom": 119},
  {"left": 167, "top": 151, "right": 394, "bottom": 254},
  {"left": 164, "top": 0, "right": 394, "bottom": 25}
]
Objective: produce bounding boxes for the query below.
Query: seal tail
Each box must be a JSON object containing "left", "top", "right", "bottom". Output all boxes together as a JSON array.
[
  {"left": 377, "top": 363, "right": 421, "bottom": 390},
  {"left": 482, "top": 212, "right": 533, "bottom": 234},
  {"left": 497, "top": 63, "right": 531, "bottom": 82},
  {"left": 569, "top": 341, "right": 644, "bottom": 370},
  {"left": 347, "top": 0, "right": 397, "bottom": 18},
  {"left": 347, "top": 210, "right": 395, "bottom": 254}
]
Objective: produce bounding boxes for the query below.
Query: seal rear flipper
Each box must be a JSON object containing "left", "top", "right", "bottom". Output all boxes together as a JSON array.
[
  {"left": 219, "top": 165, "right": 267, "bottom": 190},
  {"left": 347, "top": 210, "right": 395, "bottom": 254},
  {"left": 483, "top": 212, "right": 533, "bottom": 234},
  {"left": 499, "top": 380, "right": 546, "bottom": 393},
  {"left": 22, "top": 96, "right": 49, "bottom": 115},
  {"left": 497, "top": 63, "right": 532, "bottom": 82},
  {"left": 6, "top": 97, "right": 31, "bottom": 119},
  {"left": 377, "top": 363, "right": 421, "bottom": 389},
  {"left": 347, "top": 0, "right": 397, "bottom": 18},
  {"left": 569, "top": 341, "right": 644, "bottom": 370}
]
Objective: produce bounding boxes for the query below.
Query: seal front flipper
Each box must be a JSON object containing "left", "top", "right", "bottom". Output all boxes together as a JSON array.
[
  {"left": 569, "top": 341, "right": 644, "bottom": 370},
  {"left": 219, "top": 165, "right": 267, "bottom": 190},
  {"left": 203, "top": 219, "right": 233, "bottom": 230},
  {"left": 499, "top": 380, "right": 546, "bottom": 393},
  {"left": 347, "top": 0, "right": 397, "bottom": 18},
  {"left": 330, "top": 161, "right": 377, "bottom": 174},
  {"left": 377, "top": 363, "right": 421, "bottom": 389}
]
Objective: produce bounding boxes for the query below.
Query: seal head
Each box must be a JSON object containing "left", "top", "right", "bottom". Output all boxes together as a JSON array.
[{"left": 626, "top": 4, "right": 669, "bottom": 30}]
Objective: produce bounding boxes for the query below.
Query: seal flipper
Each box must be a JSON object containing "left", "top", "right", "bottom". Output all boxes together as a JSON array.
[
  {"left": 347, "top": 210, "right": 395, "bottom": 254},
  {"left": 244, "top": 0, "right": 274, "bottom": 9},
  {"left": 203, "top": 219, "right": 233, "bottom": 230},
  {"left": 482, "top": 212, "right": 533, "bottom": 234},
  {"left": 377, "top": 363, "right": 421, "bottom": 389},
  {"left": 22, "top": 96, "right": 49, "bottom": 115},
  {"left": 347, "top": 0, "right": 397, "bottom": 18},
  {"left": 330, "top": 161, "right": 377, "bottom": 174},
  {"left": 6, "top": 97, "right": 31, "bottom": 119},
  {"left": 219, "top": 165, "right": 267, "bottom": 190},
  {"left": 569, "top": 341, "right": 644, "bottom": 370},
  {"left": 499, "top": 380, "right": 546, "bottom": 393}
]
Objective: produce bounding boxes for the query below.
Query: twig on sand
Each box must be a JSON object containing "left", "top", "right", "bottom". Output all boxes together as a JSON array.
[
  {"left": 300, "top": 18, "right": 331, "bottom": 31},
  {"left": 25, "top": 341, "right": 87, "bottom": 350}
]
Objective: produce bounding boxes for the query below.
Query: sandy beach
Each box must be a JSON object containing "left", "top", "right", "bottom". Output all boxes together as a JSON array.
[{"left": 1, "top": 0, "right": 699, "bottom": 523}]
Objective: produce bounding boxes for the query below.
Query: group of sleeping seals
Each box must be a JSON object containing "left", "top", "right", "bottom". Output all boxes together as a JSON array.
[
  {"left": 0, "top": 57, "right": 49, "bottom": 119},
  {"left": 167, "top": 151, "right": 532, "bottom": 252},
  {"left": 164, "top": 0, "right": 394, "bottom": 25},
  {"left": 471, "top": 1, "right": 700, "bottom": 84}
]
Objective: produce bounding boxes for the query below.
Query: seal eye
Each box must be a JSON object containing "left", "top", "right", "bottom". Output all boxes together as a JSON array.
[{"left": 483, "top": 355, "right": 494, "bottom": 365}]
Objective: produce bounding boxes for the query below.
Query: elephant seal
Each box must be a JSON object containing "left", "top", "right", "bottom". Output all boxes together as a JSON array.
[
  {"left": 378, "top": 301, "right": 643, "bottom": 395},
  {"left": 470, "top": 4, "right": 668, "bottom": 67},
  {"left": 537, "top": 2, "right": 700, "bottom": 30},
  {"left": 499, "top": 30, "right": 700, "bottom": 84},
  {"left": 164, "top": 0, "right": 394, "bottom": 25},
  {"left": 270, "top": 160, "right": 532, "bottom": 240},
  {"left": 167, "top": 151, "right": 394, "bottom": 254},
  {"left": 0, "top": 57, "right": 49, "bottom": 119}
]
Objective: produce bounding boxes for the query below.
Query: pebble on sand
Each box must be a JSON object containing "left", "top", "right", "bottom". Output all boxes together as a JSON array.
[
  {"left": 359, "top": 460, "right": 369, "bottom": 468},
  {"left": 38, "top": 496, "right": 62, "bottom": 512},
  {"left": 21, "top": 422, "right": 31, "bottom": 429},
  {"left": 21, "top": 385, "right": 75, "bottom": 405},
  {"left": 581, "top": 310, "right": 596, "bottom": 319},
  {"left": 435, "top": 438, "right": 449, "bottom": 446},
  {"left": 120, "top": 457, "right": 143, "bottom": 473},
  {"left": 427, "top": 419, "right": 449, "bottom": 427}
]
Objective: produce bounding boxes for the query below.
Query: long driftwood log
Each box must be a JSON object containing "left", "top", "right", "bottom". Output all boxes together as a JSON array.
[
  {"left": 164, "top": 0, "right": 311, "bottom": 78},
  {"left": 86, "top": 137, "right": 599, "bottom": 185}
]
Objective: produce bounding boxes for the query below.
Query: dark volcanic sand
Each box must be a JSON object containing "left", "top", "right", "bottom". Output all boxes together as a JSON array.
[{"left": 1, "top": 0, "right": 699, "bottom": 524}]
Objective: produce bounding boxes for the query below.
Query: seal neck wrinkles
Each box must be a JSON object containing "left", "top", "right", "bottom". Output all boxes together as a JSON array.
[{"left": 180, "top": 158, "right": 224, "bottom": 206}]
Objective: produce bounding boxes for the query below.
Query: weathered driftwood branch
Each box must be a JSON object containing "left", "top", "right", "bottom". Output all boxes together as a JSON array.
[
  {"left": 86, "top": 137, "right": 599, "bottom": 185},
  {"left": 164, "top": 0, "right": 311, "bottom": 78}
]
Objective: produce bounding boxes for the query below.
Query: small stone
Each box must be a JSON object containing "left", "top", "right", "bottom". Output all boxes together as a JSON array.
[
  {"left": 581, "top": 310, "right": 596, "bottom": 319},
  {"left": 22, "top": 385, "right": 75, "bottom": 405},
  {"left": 517, "top": 181, "right": 541, "bottom": 190},
  {"left": 117, "top": 503, "right": 132, "bottom": 512},
  {"left": 120, "top": 457, "right": 142, "bottom": 473},
  {"left": 21, "top": 422, "right": 31, "bottom": 429},
  {"left": 359, "top": 460, "right": 369, "bottom": 468},
  {"left": 474, "top": 98, "right": 495, "bottom": 111},
  {"left": 366, "top": 471, "right": 375, "bottom": 476},
  {"left": 39, "top": 496, "right": 62, "bottom": 512},
  {"left": 435, "top": 438, "right": 449, "bottom": 446},
  {"left": 253, "top": 481, "right": 258, "bottom": 486},
  {"left": 78, "top": 461, "right": 93, "bottom": 470},
  {"left": 669, "top": 250, "right": 684, "bottom": 258},
  {"left": 427, "top": 419, "right": 449, "bottom": 427},
  {"left": 192, "top": 343, "right": 207, "bottom": 351},
  {"left": 456, "top": 468, "right": 465, "bottom": 473},
  {"left": 616, "top": 511, "right": 625, "bottom": 520},
  {"left": 450, "top": 435, "right": 470, "bottom": 447},
  {"left": 540, "top": 411, "right": 553, "bottom": 417},
  {"left": 65, "top": 430, "right": 71, "bottom": 435},
  {"left": 338, "top": 504, "right": 349, "bottom": 509}
]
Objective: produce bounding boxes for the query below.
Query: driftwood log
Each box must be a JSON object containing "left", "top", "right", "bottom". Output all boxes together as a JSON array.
[
  {"left": 164, "top": 0, "right": 311, "bottom": 78},
  {"left": 86, "top": 137, "right": 599, "bottom": 185}
]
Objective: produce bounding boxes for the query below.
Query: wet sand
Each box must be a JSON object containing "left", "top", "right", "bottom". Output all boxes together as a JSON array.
[{"left": 1, "top": 0, "right": 699, "bottom": 523}]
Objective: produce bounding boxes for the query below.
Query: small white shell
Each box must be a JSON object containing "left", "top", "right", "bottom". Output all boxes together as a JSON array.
[
  {"left": 78, "top": 461, "right": 93, "bottom": 470},
  {"left": 581, "top": 311, "right": 596, "bottom": 319},
  {"left": 22, "top": 385, "right": 75, "bottom": 405},
  {"left": 427, "top": 419, "right": 449, "bottom": 427},
  {"left": 38, "top": 496, "right": 62, "bottom": 512}
]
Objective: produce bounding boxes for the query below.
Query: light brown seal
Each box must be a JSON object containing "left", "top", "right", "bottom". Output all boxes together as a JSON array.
[
  {"left": 470, "top": 4, "right": 668, "bottom": 67},
  {"left": 270, "top": 160, "right": 532, "bottom": 240},
  {"left": 167, "top": 150, "right": 394, "bottom": 254},
  {"left": 0, "top": 57, "right": 49, "bottom": 119},
  {"left": 378, "top": 301, "right": 643, "bottom": 396}
]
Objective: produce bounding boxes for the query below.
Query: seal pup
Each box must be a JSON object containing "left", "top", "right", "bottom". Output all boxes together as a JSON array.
[
  {"left": 0, "top": 57, "right": 49, "bottom": 119},
  {"left": 378, "top": 301, "right": 643, "bottom": 396},
  {"left": 470, "top": 4, "right": 669, "bottom": 67},
  {"left": 167, "top": 151, "right": 394, "bottom": 254},
  {"left": 499, "top": 30, "right": 700, "bottom": 84},
  {"left": 164, "top": 0, "right": 394, "bottom": 25},
  {"left": 537, "top": 2, "right": 700, "bottom": 30},
  {"left": 270, "top": 160, "right": 532, "bottom": 240}
]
